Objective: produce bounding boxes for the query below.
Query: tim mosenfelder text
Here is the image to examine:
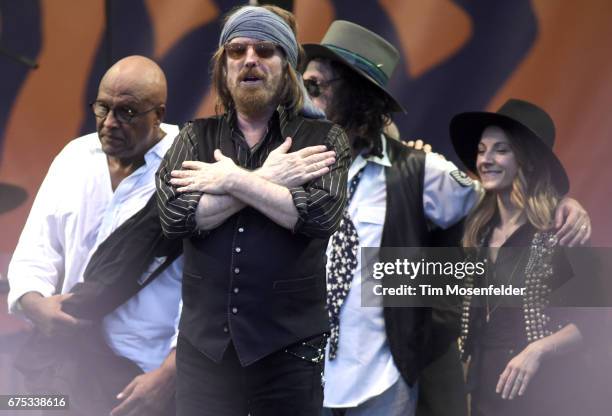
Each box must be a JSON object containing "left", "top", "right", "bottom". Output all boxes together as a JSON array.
[{"left": 370, "top": 258, "right": 526, "bottom": 297}]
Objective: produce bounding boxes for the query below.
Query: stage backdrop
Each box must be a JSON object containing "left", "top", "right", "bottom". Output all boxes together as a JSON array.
[{"left": 1, "top": 0, "right": 611, "bottom": 265}]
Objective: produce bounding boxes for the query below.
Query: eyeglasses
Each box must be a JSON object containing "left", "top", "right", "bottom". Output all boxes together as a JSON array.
[
  {"left": 224, "top": 41, "right": 278, "bottom": 60},
  {"left": 90, "top": 101, "right": 157, "bottom": 124},
  {"left": 303, "top": 78, "right": 341, "bottom": 98}
]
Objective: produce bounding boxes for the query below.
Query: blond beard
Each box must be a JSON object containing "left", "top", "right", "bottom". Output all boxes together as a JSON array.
[
  {"left": 229, "top": 71, "right": 284, "bottom": 117},
  {"left": 233, "top": 86, "right": 279, "bottom": 117}
]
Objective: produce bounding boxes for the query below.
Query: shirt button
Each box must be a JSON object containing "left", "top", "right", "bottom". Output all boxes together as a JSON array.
[
  {"left": 232, "top": 307, "right": 238, "bottom": 314},
  {"left": 238, "top": 227, "right": 245, "bottom": 233},
  {"left": 223, "top": 326, "right": 229, "bottom": 333},
  {"left": 233, "top": 287, "right": 240, "bottom": 294},
  {"left": 235, "top": 247, "right": 241, "bottom": 253},
  {"left": 234, "top": 267, "right": 240, "bottom": 274}
]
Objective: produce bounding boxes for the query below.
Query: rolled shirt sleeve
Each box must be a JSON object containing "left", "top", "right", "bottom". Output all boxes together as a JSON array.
[
  {"left": 156, "top": 122, "right": 203, "bottom": 239},
  {"left": 423, "top": 152, "right": 483, "bottom": 229},
  {"left": 290, "top": 124, "right": 350, "bottom": 239},
  {"left": 7, "top": 152, "right": 69, "bottom": 315}
]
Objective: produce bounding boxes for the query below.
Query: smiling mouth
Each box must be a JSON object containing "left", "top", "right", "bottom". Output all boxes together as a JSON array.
[{"left": 480, "top": 171, "right": 502, "bottom": 178}]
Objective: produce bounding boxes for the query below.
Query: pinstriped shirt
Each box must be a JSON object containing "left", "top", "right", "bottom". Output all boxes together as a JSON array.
[{"left": 156, "top": 107, "right": 350, "bottom": 239}]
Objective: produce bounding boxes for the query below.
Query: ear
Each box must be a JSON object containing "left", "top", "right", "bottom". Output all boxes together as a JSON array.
[{"left": 155, "top": 104, "right": 166, "bottom": 123}]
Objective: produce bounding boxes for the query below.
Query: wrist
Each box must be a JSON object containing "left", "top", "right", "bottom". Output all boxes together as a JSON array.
[
  {"left": 254, "top": 167, "right": 271, "bottom": 182},
  {"left": 225, "top": 168, "right": 246, "bottom": 193},
  {"left": 529, "top": 339, "right": 555, "bottom": 359},
  {"left": 19, "top": 292, "right": 43, "bottom": 316},
  {"left": 159, "top": 350, "right": 176, "bottom": 378}
]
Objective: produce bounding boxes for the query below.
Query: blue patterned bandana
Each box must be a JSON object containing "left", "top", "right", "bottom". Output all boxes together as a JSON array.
[
  {"left": 219, "top": 6, "right": 298, "bottom": 69},
  {"left": 219, "top": 6, "right": 325, "bottom": 119}
]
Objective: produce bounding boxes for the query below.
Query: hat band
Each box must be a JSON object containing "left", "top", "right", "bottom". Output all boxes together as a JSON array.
[{"left": 324, "top": 44, "right": 389, "bottom": 87}]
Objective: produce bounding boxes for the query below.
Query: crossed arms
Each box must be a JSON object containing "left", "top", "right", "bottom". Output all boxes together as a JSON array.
[{"left": 156, "top": 121, "right": 350, "bottom": 239}]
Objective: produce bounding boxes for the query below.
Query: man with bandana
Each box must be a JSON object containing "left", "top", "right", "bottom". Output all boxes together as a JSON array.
[{"left": 156, "top": 5, "right": 350, "bottom": 416}]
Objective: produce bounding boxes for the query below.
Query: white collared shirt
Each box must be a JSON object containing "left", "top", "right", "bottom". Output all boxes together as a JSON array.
[
  {"left": 7, "top": 124, "right": 182, "bottom": 373},
  {"left": 323, "top": 137, "right": 480, "bottom": 407}
]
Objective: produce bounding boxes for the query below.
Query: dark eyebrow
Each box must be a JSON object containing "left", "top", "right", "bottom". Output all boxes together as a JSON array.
[{"left": 492, "top": 141, "right": 511, "bottom": 148}]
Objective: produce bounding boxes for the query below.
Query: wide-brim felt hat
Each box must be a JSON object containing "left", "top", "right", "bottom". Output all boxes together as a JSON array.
[
  {"left": 303, "top": 20, "right": 405, "bottom": 113},
  {"left": 450, "top": 98, "right": 569, "bottom": 195}
]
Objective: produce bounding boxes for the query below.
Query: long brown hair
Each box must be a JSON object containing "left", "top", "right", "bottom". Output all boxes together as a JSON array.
[
  {"left": 462, "top": 127, "right": 562, "bottom": 247},
  {"left": 325, "top": 59, "right": 393, "bottom": 149},
  {"left": 210, "top": 5, "right": 304, "bottom": 116}
]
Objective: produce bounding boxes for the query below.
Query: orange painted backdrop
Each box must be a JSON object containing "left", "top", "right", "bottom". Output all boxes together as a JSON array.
[{"left": 1, "top": 0, "right": 611, "bottom": 269}]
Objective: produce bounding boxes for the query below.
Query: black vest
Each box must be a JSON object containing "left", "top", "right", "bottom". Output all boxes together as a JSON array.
[
  {"left": 180, "top": 114, "right": 337, "bottom": 366},
  {"left": 380, "top": 137, "right": 462, "bottom": 386}
]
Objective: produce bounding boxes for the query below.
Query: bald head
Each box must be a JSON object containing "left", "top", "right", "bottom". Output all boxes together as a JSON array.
[
  {"left": 99, "top": 55, "right": 167, "bottom": 106},
  {"left": 94, "top": 56, "right": 168, "bottom": 165}
]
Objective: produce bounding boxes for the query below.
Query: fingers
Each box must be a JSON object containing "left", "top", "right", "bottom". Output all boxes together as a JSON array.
[
  {"left": 213, "top": 149, "right": 227, "bottom": 161},
  {"left": 557, "top": 215, "right": 588, "bottom": 247},
  {"left": 171, "top": 169, "right": 195, "bottom": 179},
  {"left": 299, "top": 145, "right": 329, "bottom": 157},
  {"left": 176, "top": 186, "right": 196, "bottom": 193},
  {"left": 508, "top": 372, "right": 523, "bottom": 399},
  {"left": 501, "top": 367, "right": 519, "bottom": 399},
  {"left": 304, "top": 151, "right": 336, "bottom": 165},
  {"left": 580, "top": 221, "right": 592, "bottom": 245},
  {"left": 54, "top": 301, "right": 91, "bottom": 328},
  {"left": 404, "top": 140, "right": 433, "bottom": 153},
  {"left": 181, "top": 161, "right": 207, "bottom": 170},
  {"left": 496, "top": 366, "right": 510, "bottom": 395},
  {"left": 169, "top": 176, "right": 192, "bottom": 187},
  {"left": 57, "top": 293, "right": 74, "bottom": 302},
  {"left": 117, "top": 379, "right": 137, "bottom": 400},
  {"left": 517, "top": 372, "right": 532, "bottom": 397},
  {"left": 496, "top": 364, "right": 517, "bottom": 398},
  {"left": 555, "top": 210, "right": 573, "bottom": 246},
  {"left": 554, "top": 203, "right": 566, "bottom": 229},
  {"left": 306, "top": 167, "right": 330, "bottom": 181},
  {"left": 110, "top": 396, "right": 138, "bottom": 416},
  {"left": 271, "top": 137, "right": 292, "bottom": 154},
  {"left": 498, "top": 364, "right": 532, "bottom": 400},
  {"left": 111, "top": 379, "right": 140, "bottom": 416},
  {"left": 567, "top": 221, "right": 590, "bottom": 247},
  {"left": 57, "top": 311, "right": 91, "bottom": 328}
]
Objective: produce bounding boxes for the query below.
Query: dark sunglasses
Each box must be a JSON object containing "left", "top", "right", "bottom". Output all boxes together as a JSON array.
[
  {"left": 303, "top": 78, "right": 341, "bottom": 98},
  {"left": 224, "top": 41, "right": 278, "bottom": 59}
]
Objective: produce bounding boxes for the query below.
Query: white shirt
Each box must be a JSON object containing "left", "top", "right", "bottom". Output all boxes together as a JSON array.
[
  {"left": 323, "top": 139, "right": 480, "bottom": 407},
  {"left": 7, "top": 124, "right": 182, "bottom": 373}
]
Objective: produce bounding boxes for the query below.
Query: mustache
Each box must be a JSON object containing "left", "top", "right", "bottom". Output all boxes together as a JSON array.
[
  {"left": 238, "top": 67, "right": 266, "bottom": 81},
  {"left": 99, "top": 128, "right": 123, "bottom": 139}
]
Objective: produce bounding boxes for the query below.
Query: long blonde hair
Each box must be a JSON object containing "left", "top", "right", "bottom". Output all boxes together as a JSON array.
[
  {"left": 462, "top": 127, "right": 562, "bottom": 247},
  {"left": 210, "top": 5, "right": 304, "bottom": 116}
]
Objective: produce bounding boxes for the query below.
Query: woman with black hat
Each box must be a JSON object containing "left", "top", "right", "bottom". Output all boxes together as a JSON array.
[{"left": 450, "top": 99, "right": 585, "bottom": 415}]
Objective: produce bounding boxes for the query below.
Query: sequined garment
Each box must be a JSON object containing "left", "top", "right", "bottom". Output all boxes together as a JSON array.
[{"left": 459, "top": 231, "right": 561, "bottom": 358}]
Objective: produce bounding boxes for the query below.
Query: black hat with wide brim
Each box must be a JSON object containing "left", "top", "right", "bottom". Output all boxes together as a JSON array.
[
  {"left": 450, "top": 99, "right": 569, "bottom": 195},
  {"left": 303, "top": 20, "right": 406, "bottom": 113}
]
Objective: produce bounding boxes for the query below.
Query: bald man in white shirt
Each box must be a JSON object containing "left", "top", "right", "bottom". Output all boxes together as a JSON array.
[{"left": 8, "top": 56, "right": 181, "bottom": 416}]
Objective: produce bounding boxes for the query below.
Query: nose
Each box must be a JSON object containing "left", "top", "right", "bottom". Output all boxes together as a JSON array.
[
  {"left": 244, "top": 45, "right": 259, "bottom": 67},
  {"left": 477, "top": 149, "right": 494, "bottom": 169},
  {"left": 101, "top": 109, "right": 120, "bottom": 128}
]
